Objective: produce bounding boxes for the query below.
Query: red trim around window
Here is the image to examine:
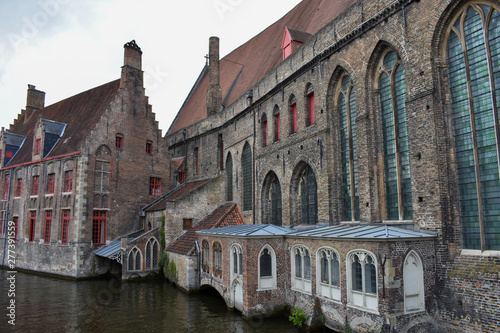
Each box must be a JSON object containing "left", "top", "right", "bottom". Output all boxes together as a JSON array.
[
  {"left": 35, "top": 139, "right": 41, "bottom": 155},
  {"left": 149, "top": 177, "right": 161, "bottom": 197},
  {"left": 47, "top": 173, "right": 55, "bottom": 194},
  {"left": 32, "top": 175, "right": 39, "bottom": 196},
  {"left": 64, "top": 171, "right": 72, "bottom": 192},
  {"left": 116, "top": 136, "right": 123, "bottom": 149},
  {"left": 61, "top": 210, "right": 70, "bottom": 245},
  {"left": 2, "top": 173, "right": 9, "bottom": 200},
  {"left": 146, "top": 141, "right": 152, "bottom": 154},
  {"left": 43, "top": 210, "right": 52, "bottom": 244},
  {"left": 29, "top": 211, "right": 36, "bottom": 242},
  {"left": 92, "top": 210, "right": 107, "bottom": 245},
  {"left": 291, "top": 103, "right": 297, "bottom": 134},
  {"left": 178, "top": 171, "right": 185, "bottom": 184},
  {"left": 15, "top": 178, "right": 22, "bottom": 197}
]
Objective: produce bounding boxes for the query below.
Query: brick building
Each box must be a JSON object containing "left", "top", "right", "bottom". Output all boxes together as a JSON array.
[
  {"left": 0, "top": 41, "right": 168, "bottom": 278},
  {"left": 163, "top": 0, "right": 500, "bottom": 332}
]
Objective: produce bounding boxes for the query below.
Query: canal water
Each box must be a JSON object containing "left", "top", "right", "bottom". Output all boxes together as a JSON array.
[{"left": 0, "top": 269, "right": 302, "bottom": 333}]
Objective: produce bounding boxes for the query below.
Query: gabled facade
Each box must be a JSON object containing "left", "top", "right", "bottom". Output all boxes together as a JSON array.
[{"left": 0, "top": 40, "right": 169, "bottom": 278}]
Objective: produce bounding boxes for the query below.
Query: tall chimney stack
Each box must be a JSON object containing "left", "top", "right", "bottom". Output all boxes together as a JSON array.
[
  {"left": 207, "top": 36, "right": 222, "bottom": 116},
  {"left": 25, "top": 84, "right": 45, "bottom": 123},
  {"left": 123, "top": 40, "right": 142, "bottom": 70}
]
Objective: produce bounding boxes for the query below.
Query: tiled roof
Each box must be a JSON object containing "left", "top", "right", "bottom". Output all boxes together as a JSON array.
[
  {"left": 144, "top": 179, "right": 212, "bottom": 212},
  {"left": 167, "top": 0, "right": 357, "bottom": 135},
  {"left": 167, "top": 203, "right": 246, "bottom": 255},
  {"left": 5, "top": 79, "right": 120, "bottom": 167}
]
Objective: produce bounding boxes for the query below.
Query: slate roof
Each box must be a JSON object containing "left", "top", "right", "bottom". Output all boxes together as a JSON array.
[
  {"left": 286, "top": 224, "right": 438, "bottom": 240},
  {"left": 4, "top": 79, "right": 120, "bottom": 167},
  {"left": 167, "top": 203, "right": 246, "bottom": 256},
  {"left": 197, "top": 223, "right": 437, "bottom": 241},
  {"left": 167, "top": 0, "right": 357, "bottom": 135},
  {"left": 197, "top": 224, "right": 293, "bottom": 237},
  {"left": 144, "top": 179, "right": 212, "bottom": 212}
]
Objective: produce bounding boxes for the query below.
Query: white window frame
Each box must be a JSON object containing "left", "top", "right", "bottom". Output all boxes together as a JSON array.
[
  {"left": 230, "top": 243, "right": 243, "bottom": 282},
  {"left": 404, "top": 250, "right": 425, "bottom": 314},
  {"left": 346, "top": 250, "right": 379, "bottom": 313},
  {"left": 316, "top": 247, "right": 341, "bottom": 301},
  {"left": 127, "top": 247, "right": 142, "bottom": 272},
  {"left": 258, "top": 245, "right": 277, "bottom": 290},
  {"left": 290, "top": 244, "right": 312, "bottom": 293}
]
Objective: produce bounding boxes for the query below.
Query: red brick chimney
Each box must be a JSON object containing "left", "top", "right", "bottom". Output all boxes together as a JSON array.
[
  {"left": 207, "top": 36, "right": 222, "bottom": 116},
  {"left": 25, "top": 84, "right": 45, "bottom": 123},
  {"left": 123, "top": 40, "right": 142, "bottom": 70}
]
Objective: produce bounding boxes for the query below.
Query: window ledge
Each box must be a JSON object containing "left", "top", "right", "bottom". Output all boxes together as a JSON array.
[
  {"left": 257, "top": 287, "right": 277, "bottom": 292},
  {"left": 291, "top": 287, "right": 312, "bottom": 295},
  {"left": 346, "top": 303, "right": 380, "bottom": 315},
  {"left": 460, "top": 249, "right": 500, "bottom": 257},
  {"left": 316, "top": 294, "right": 342, "bottom": 305}
]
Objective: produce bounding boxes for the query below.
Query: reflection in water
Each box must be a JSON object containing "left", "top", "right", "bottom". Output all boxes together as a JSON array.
[{"left": 0, "top": 270, "right": 299, "bottom": 333}]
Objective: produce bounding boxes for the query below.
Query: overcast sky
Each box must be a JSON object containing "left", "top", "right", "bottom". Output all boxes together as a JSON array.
[{"left": 0, "top": 0, "right": 303, "bottom": 134}]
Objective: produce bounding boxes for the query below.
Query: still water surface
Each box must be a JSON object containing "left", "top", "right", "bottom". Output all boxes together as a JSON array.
[{"left": 0, "top": 270, "right": 300, "bottom": 333}]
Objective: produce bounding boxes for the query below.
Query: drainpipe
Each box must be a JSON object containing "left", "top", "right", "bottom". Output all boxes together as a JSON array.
[{"left": 195, "top": 240, "right": 201, "bottom": 289}]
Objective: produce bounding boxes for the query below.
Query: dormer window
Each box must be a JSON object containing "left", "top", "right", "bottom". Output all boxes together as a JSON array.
[
  {"left": 35, "top": 139, "right": 41, "bottom": 155},
  {"left": 281, "top": 27, "right": 312, "bottom": 60}
]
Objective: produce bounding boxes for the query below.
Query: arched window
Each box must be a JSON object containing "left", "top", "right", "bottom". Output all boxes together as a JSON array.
[
  {"left": 447, "top": 3, "right": 500, "bottom": 251},
  {"left": 300, "top": 166, "right": 317, "bottom": 225},
  {"left": 306, "top": 84, "right": 315, "bottom": 126},
  {"left": 347, "top": 251, "right": 378, "bottom": 311},
  {"left": 231, "top": 244, "right": 243, "bottom": 277},
  {"left": 145, "top": 238, "right": 159, "bottom": 270},
  {"left": 379, "top": 50, "right": 413, "bottom": 221},
  {"left": 218, "top": 134, "right": 224, "bottom": 170},
  {"left": 226, "top": 153, "right": 233, "bottom": 201},
  {"left": 213, "top": 242, "right": 222, "bottom": 278},
  {"left": 261, "top": 113, "right": 268, "bottom": 147},
  {"left": 262, "top": 172, "right": 282, "bottom": 226},
  {"left": 258, "top": 246, "right": 276, "bottom": 290},
  {"left": 202, "top": 240, "right": 210, "bottom": 273},
  {"left": 289, "top": 94, "right": 297, "bottom": 134},
  {"left": 128, "top": 248, "right": 141, "bottom": 271},
  {"left": 291, "top": 245, "right": 312, "bottom": 293},
  {"left": 273, "top": 105, "right": 281, "bottom": 142},
  {"left": 316, "top": 247, "right": 341, "bottom": 300},
  {"left": 242, "top": 142, "right": 253, "bottom": 211},
  {"left": 404, "top": 251, "right": 425, "bottom": 313},
  {"left": 338, "top": 74, "right": 360, "bottom": 221}
]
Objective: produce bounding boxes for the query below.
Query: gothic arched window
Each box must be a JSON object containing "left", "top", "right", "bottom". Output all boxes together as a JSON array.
[{"left": 242, "top": 142, "right": 253, "bottom": 211}]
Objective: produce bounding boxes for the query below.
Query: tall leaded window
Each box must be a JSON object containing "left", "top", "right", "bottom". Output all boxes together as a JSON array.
[
  {"left": 447, "top": 3, "right": 500, "bottom": 250},
  {"left": 261, "top": 113, "right": 268, "bottom": 147},
  {"left": 128, "top": 248, "right": 141, "bottom": 271},
  {"left": 271, "top": 177, "right": 282, "bottom": 226},
  {"left": 258, "top": 246, "right": 276, "bottom": 290},
  {"left": 231, "top": 244, "right": 243, "bottom": 277},
  {"left": 61, "top": 209, "right": 70, "bottom": 245},
  {"left": 263, "top": 172, "right": 282, "bottom": 226},
  {"left": 43, "top": 210, "right": 52, "bottom": 244},
  {"left": 348, "top": 251, "right": 378, "bottom": 311},
  {"left": 32, "top": 175, "right": 39, "bottom": 196},
  {"left": 299, "top": 165, "right": 317, "bottom": 225},
  {"left": 145, "top": 238, "right": 159, "bottom": 270},
  {"left": 226, "top": 153, "right": 233, "bottom": 201},
  {"left": 242, "top": 142, "right": 253, "bottom": 211},
  {"left": 290, "top": 95, "right": 298, "bottom": 134},
  {"left": 29, "top": 211, "right": 36, "bottom": 242},
  {"left": 317, "top": 247, "right": 341, "bottom": 300},
  {"left": 291, "top": 245, "right": 312, "bottom": 293},
  {"left": 306, "top": 84, "right": 315, "bottom": 126},
  {"left": 47, "top": 173, "right": 55, "bottom": 194},
  {"left": 218, "top": 134, "right": 224, "bottom": 170},
  {"left": 379, "top": 51, "right": 413, "bottom": 220},
  {"left": 273, "top": 105, "right": 281, "bottom": 142},
  {"left": 202, "top": 240, "right": 210, "bottom": 273},
  {"left": 64, "top": 171, "right": 73, "bottom": 193},
  {"left": 338, "top": 74, "right": 360, "bottom": 221},
  {"left": 213, "top": 242, "right": 222, "bottom": 278}
]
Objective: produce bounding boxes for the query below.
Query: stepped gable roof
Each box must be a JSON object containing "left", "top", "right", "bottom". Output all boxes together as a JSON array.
[
  {"left": 167, "top": 203, "right": 246, "bottom": 256},
  {"left": 144, "top": 179, "right": 212, "bottom": 212},
  {"left": 167, "top": 0, "right": 357, "bottom": 135},
  {"left": 5, "top": 79, "right": 120, "bottom": 167}
]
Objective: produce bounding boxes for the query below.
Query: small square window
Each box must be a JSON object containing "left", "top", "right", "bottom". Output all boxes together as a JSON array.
[{"left": 183, "top": 218, "right": 193, "bottom": 230}]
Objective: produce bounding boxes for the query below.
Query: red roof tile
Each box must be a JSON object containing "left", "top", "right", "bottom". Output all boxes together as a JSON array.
[
  {"left": 5, "top": 80, "right": 120, "bottom": 166},
  {"left": 167, "top": 203, "right": 246, "bottom": 255},
  {"left": 167, "top": 0, "right": 357, "bottom": 135},
  {"left": 144, "top": 179, "right": 212, "bottom": 212}
]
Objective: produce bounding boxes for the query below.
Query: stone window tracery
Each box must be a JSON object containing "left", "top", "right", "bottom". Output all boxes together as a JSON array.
[
  {"left": 316, "top": 247, "right": 341, "bottom": 300},
  {"left": 347, "top": 250, "right": 378, "bottom": 312},
  {"left": 291, "top": 245, "right": 312, "bottom": 293}
]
